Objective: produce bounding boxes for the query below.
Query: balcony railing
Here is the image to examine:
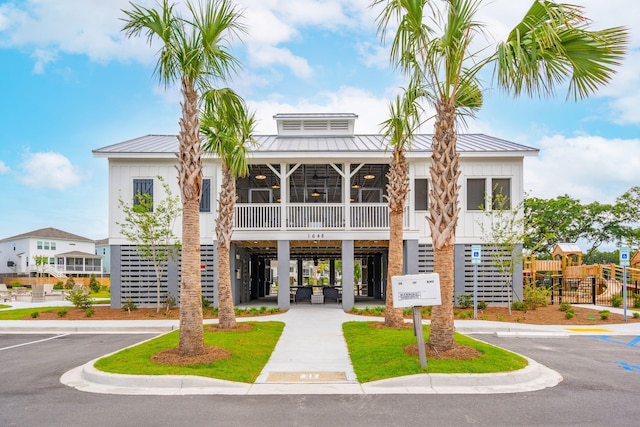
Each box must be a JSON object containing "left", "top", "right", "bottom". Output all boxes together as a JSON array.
[{"left": 234, "top": 203, "right": 401, "bottom": 231}]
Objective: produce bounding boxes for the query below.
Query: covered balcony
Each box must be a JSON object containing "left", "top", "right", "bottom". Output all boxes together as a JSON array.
[{"left": 233, "top": 163, "right": 407, "bottom": 231}]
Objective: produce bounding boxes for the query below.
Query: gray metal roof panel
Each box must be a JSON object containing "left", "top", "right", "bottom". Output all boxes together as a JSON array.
[{"left": 93, "top": 133, "right": 538, "bottom": 155}]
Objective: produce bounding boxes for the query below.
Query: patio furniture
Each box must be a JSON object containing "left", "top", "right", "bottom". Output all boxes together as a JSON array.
[
  {"left": 11, "top": 287, "right": 30, "bottom": 302},
  {"left": 323, "top": 286, "right": 342, "bottom": 303},
  {"left": 294, "top": 286, "right": 312, "bottom": 303},
  {"left": 71, "top": 284, "right": 89, "bottom": 295},
  {"left": 0, "top": 284, "right": 12, "bottom": 302},
  {"left": 31, "top": 285, "right": 45, "bottom": 303},
  {"left": 43, "top": 283, "right": 65, "bottom": 300}
]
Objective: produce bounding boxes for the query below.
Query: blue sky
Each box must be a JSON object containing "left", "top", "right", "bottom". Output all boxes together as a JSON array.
[{"left": 0, "top": 0, "right": 639, "bottom": 242}]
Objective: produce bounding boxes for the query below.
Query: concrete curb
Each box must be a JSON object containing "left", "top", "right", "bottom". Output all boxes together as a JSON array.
[{"left": 60, "top": 355, "right": 562, "bottom": 396}]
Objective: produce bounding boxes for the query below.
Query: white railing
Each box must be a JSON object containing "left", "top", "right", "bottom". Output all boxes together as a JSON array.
[
  {"left": 350, "top": 204, "right": 389, "bottom": 229},
  {"left": 287, "top": 204, "right": 345, "bottom": 229},
  {"left": 234, "top": 204, "right": 281, "bottom": 229}
]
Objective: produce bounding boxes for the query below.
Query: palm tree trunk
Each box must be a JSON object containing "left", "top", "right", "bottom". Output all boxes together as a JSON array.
[
  {"left": 427, "top": 99, "right": 460, "bottom": 352},
  {"left": 177, "top": 80, "right": 205, "bottom": 356},
  {"left": 385, "top": 147, "right": 408, "bottom": 327},
  {"left": 216, "top": 166, "right": 237, "bottom": 329}
]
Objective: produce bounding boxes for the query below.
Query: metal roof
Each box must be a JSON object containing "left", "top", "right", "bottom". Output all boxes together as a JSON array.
[
  {"left": 0, "top": 227, "right": 94, "bottom": 243},
  {"left": 93, "top": 133, "right": 538, "bottom": 156}
]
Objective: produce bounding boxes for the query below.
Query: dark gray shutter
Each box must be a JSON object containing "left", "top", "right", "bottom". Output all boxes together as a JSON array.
[
  {"left": 133, "top": 179, "right": 154, "bottom": 212},
  {"left": 200, "top": 179, "right": 211, "bottom": 212}
]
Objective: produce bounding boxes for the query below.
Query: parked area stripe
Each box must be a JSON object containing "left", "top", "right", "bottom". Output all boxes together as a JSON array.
[{"left": 0, "top": 333, "right": 69, "bottom": 351}]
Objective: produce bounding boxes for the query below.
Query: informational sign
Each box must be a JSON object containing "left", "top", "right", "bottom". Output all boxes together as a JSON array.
[
  {"left": 471, "top": 245, "right": 482, "bottom": 265},
  {"left": 620, "top": 246, "right": 630, "bottom": 267},
  {"left": 391, "top": 273, "right": 441, "bottom": 308}
]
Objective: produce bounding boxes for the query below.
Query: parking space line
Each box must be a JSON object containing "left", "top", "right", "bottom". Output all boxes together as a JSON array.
[{"left": 0, "top": 333, "right": 70, "bottom": 351}]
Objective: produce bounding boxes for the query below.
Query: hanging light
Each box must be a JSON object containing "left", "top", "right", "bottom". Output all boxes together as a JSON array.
[
  {"left": 364, "top": 173, "right": 375, "bottom": 180},
  {"left": 351, "top": 182, "right": 360, "bottom": 189},
  {"left": 271, "top": 181, "right": 280, "bottom": 189},
  {"left": 311, "top": 189, "right": 320, "bottom": 197},
  {"left": 255, "top": 171, "right": 266, "bottom": 180}
]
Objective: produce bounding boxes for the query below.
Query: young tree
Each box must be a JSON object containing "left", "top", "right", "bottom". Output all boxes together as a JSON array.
[
  {"left": 118, "top": 176, "right": 181, "bottom": 313},
  {"left": 479, "top": 192, "right": 529, "bottom": 314},
  {"left": 373, "top": 0, "right": 628, "bottom": 351},
  {"left": 122, "top": 0, "right": 246, "bottom": 355},
  {"left": 33, "top": 255, "right": 49, "bottom": 280},
  {"left": 201, "top": 90, "right": 255, "bottom": 329}
]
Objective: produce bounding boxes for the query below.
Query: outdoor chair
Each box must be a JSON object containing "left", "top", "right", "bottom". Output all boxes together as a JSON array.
[
  {"left": 323, "top": 286, "right": 342, "bottom": 303},
  {"left": 31, "top": 285, "right": 45, "bottom": 303},
  {"left": 43, "top": 283, "right": 65, "bottom": 300},
  {"left": 0, "top": 284, "right": 12, "bottom": 302},
  {"left": 294, "top": 286, "right": 312, "bottom": 303},
  {"left": 71, "top": 284, "right": 89, "bottom": 295}
]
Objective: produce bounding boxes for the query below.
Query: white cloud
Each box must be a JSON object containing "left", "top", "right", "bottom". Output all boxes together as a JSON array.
[
  {"left": 30, "top": 48, "right": 57, "bottom": 74},
  {"left": 247, "top": 45, "right": 313, "bottom": 79},
  {"left": 524, "top": 135, "right": 640, "bottom": 203},
  {"left": 18, "top": 152, "right": 84, "bottom": 190},
  {"left": 0, "top": 160, "right": 10, "bottom": 174}
]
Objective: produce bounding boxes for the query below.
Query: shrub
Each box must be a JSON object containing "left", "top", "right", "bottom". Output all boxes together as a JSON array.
[
  {"left": 57, "top": 308, "right": 68, "bottom": 317},
  {"left": 163, "top": 293, "right": 177, "bottom": 313},
  {"left": 633, "top": 311, "right": 640, "bottom": 319},
  {"left": 89, "top": 274, "right": 101, "bottom": 293},
  {"left": 66, "top": 289, "right": 93, "bottom": 310},
  {"left": 202, "top": 297, "right": 212, "bottom": 308},
  {"left": 456, "top": 294, "right": 473, "bottom": 308},
  {"left": 477, "top": 300, "right": 487, "bottom": 310},
  {"left": 511, "top": 301, "right": 528, "bottom": 311},
  {"left": 496, "top": 315, "right": 504, "bottom": 321},
  {"left": 610, "top": 293, "right": 623, "bottom": 308},
  {"left": 64, "top": 277, "right": 76, "bottom": 290},
  {"left": 633, "top": 294, "right": 640, "bottom": 309},
  {"left": 558, "top": 302, "right": 572, "bottom": 312},
  {"left": 54, "top": 281, "right": 64, "bottom": 290},
  {"left": 564, "top": 310, "right": 575, "bottom": 319},
  {"left": 85, "top": 308, "right": 95, "bottom": 318},
  {"left": 121, "top": 299, "right": 138, "bottom": 313},
  {"left": 523, "top": 284, "right": 550, "bottom": 310},
  {"left": 599, "top": 310, "right": 610, "bottom": 320},
  {"left": 30, "top": 312, "right": 39, "bottom": 318}
]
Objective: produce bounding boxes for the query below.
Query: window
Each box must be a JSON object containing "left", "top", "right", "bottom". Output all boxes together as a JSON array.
[
  {"left": 49, "top": 257, "right": 55, "bottom": 264},
  {"left": 37, "top": 241, "right": 43, "bottom": 249},
  {"left": 467, "top": 178, "right": 486, "bottom": 211},
  {"left": 492, "top": 178, "right": 511, "bottom": 210},
  {"left": 51, "top": 242, "right": 56, "bottom": 250},
  {"left": 44, "top": 241, "right": 50, "bottom": 250},
  {"left": 414, "top": 179, "right": 429, "bottom": 210},
  {"left": 133, "top": 179, "right": 154, "bottom": 212},
  {"left": 200, "top": 178, "right": 211, "bottom": 212}
]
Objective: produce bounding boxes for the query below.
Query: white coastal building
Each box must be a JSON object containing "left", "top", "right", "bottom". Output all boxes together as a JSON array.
[
  {"left": 93, "top": 113, "right": 538, "bottom": 309},
  {"left": 0, "top": 227, "right": 102, "bottom": 279}
]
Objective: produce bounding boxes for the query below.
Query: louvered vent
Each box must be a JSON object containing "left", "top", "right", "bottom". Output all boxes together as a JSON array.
[
  {"left": 303, "top": 120, "right": 329, "bottom": 131},
  {"left": 282, "top": 121, "right": 302, "bottom": 131},
  {"left": 330, "top": 120, "right": 349, "bottom": 131}
]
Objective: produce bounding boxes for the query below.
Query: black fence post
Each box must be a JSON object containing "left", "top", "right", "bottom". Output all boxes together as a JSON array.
[
  {"left": 592, "top": 276, "right": 596, "bottom": 305},
  {"left": 558, "top": 277, "right": 563, "bottom": 304}
]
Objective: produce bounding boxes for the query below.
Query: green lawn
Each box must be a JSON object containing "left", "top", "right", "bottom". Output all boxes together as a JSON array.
[
  {"left": 343, "top": 321, "right": 528, "bottom": 383},
  {"left": 94, "top": 321, "right": 284, "bottom": 383},
  {"left": 0, "top": 307, "right": 67, "bottom": 319}
]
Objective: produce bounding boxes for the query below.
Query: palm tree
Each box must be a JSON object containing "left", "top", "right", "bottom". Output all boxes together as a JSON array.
[
  {"left": 121, "top": 0, "right": 246, "bottom": 356},
  {"left": 201, "top": 89, "right": 256, "bottom": 329},
  {"left": 380, "top": 84, "right": 423, "bottom": 327},
  {"left": 373, "top": 0, "right": 628, "bottom": 351}
]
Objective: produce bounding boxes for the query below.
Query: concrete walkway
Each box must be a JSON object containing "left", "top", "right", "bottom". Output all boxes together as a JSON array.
[{"left": 3, "top": 302, "right": 639, "bottom": 395}]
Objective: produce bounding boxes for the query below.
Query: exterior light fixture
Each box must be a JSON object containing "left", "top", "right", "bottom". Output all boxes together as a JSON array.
[
  {"left": 311, "top": 190, "right": 320, "bottom": 197},
  {"left": 364, "top": 173, "right": 375, "bottom": 180},
  {"left": 255, "top": 172, "right": 266, "bottom": 180},
  {"left": 271, "top": 182, "right": 280, "bottom": 189},
  {"left": 351, "top": 182, "right": 360, "bottom": 189}
]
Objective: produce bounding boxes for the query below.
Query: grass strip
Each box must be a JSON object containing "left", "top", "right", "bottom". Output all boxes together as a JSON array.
[
  {"left": 344, "top": 321, "right": 527, "bottom": 383},
  {"left": 94, "top": 321, "right": 284, "bottom": 383},
  {"left": 0, "top": 307, "right": 65, "bottom": 319}
]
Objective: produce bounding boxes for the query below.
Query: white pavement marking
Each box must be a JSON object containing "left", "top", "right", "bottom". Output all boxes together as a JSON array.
[{"left": 0, "top": 333, "right": 70, "bottom": 351}]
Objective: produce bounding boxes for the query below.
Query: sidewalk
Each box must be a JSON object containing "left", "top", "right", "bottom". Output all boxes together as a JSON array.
[{"left": 3, "top": 303, "right": 639, "bottom": 395}]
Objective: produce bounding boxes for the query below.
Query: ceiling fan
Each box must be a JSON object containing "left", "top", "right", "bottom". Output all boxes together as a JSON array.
[{"left": 311, "top": 166, "right": 328, "bottom": 180}]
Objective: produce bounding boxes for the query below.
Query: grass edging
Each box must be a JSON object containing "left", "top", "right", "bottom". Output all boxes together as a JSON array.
[
  {"left": 343, "top": 321, "right": 528, "bottom": 383},
  {"left": 94, "top": 321, "right": 284, "bottom": 383}
]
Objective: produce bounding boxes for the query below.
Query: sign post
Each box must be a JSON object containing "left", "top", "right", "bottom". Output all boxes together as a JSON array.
[
  {"left": 471, "top": 245, "right": 482, "bottom": 319},
  {"left": 392, "top": 273, "right": 442, "bottom": 368},
  {"left": 620, "top": 246, "right": 630, "bottom": 322}
]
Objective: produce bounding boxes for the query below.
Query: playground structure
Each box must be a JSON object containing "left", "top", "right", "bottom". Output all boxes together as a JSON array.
[{"left": 523, "top": 243, "right": 640, "bottom": 306}]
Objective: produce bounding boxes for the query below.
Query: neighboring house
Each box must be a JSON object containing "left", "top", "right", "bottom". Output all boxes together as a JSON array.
[
  {"left": 0, "top": 227, "right": 103, "bottom": 279},
  {"left": 93, "top": 112, "right": 538, "bottom": 309},
  {"left": 95, "top": 238, "right": 111, "bottom": 275}
]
